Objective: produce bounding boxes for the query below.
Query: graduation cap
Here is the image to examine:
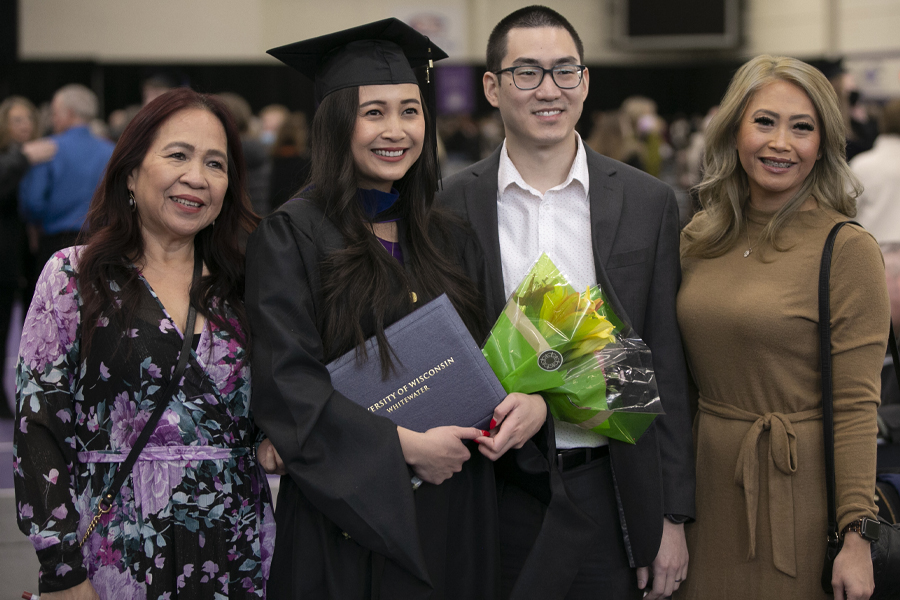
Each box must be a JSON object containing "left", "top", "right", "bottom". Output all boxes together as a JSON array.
[{"left": 267, "top": 17, "right": 448, "bottom": 103}]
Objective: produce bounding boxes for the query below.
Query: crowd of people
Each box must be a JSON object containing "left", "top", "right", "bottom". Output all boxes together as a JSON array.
[{"left": 3, "top": 4, "right": 898, "bottom": 600}]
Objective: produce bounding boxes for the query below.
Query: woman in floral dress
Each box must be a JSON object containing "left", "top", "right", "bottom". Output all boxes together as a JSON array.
[{"left": 14, "top": 88, "right": 275, "bottom": 600}]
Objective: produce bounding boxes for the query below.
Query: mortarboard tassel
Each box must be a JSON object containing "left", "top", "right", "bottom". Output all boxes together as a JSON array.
[{"left": 425, "top": 42, "right": 442, "bottom": 191}]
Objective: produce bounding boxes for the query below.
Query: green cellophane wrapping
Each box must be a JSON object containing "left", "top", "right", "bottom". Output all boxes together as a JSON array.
[{"left": 482, "top": 254, "right": 662, "bottom": 444}]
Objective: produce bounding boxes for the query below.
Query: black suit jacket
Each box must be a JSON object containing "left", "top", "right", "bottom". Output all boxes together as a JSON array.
[{"left": 437, "top": 145, "right": 695, "bottom": 573}]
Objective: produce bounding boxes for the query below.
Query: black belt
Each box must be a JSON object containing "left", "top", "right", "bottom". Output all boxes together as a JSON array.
[{"left": 556, "top": 445, "right": 610, "bottom": 471}]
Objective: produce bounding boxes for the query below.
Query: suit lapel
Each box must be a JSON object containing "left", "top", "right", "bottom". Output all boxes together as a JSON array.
[
  {"left": 586, "top": 149, "right": 634, "bottom": 329},
  {"left": 464, "top": 148, "right": 507, "bottom": 320},
  {"left": 587, "top": 149, "right": 624, "bottom": 270}
]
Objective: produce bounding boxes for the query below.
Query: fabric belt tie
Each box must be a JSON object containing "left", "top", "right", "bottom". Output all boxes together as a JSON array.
[
  {"left": 78, "top": 446, "right": 252, "bottom": 463},
  {"left": 699, "top": 396, "right": 821, "bottom": 578}
]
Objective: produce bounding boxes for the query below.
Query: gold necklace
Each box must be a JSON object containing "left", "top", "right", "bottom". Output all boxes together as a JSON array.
[{"left": 743, "top": 216, "right": 755, "bottom": 258}]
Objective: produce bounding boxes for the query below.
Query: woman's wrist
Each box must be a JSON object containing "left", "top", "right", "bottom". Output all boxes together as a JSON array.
[
  {"left": 396, "top": 426, "right": 421, "bottom": 466},
  {"left": 841, "top": 516, "right": 880, "bottom": 543},
  {"left": 840, "top": 528, "right": 874, "bottom": 552}
]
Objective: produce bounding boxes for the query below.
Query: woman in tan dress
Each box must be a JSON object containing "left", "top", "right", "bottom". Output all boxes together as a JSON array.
[{"left": 677, "top": 55, "right": 890, "bottom": 600}]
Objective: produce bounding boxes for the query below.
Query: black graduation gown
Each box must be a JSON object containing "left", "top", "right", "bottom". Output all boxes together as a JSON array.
[{"left": 245, "top": 198, "right": 500, "bottom": 599}]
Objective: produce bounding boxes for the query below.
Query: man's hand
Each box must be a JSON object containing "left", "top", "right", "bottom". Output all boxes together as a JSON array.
[
  {"left": 257, "top": 438, "right": 286, "bottom": 475},
  {"left": 637, "top": 519, "right": 688, "bottom": 599},
  {"left": 21, "top": 138, "right": 57, "bottom": 164},
  {"left": 475, "top": 392, "right": 546, "bottom": 461},
  {"left": 398, "top": 426, "right": 481, "bottom": 484}
]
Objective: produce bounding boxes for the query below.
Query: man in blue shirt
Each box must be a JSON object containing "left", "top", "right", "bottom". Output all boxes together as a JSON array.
[{"left": 19, "top": 84, "right": 114, "bottom": 278}]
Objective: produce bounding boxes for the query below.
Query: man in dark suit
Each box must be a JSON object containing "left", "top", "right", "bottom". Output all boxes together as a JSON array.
[{"left": 437, "top": 6, "right": 695, "bottom": 600}]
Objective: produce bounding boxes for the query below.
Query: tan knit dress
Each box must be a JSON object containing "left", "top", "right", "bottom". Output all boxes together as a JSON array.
[{"left": 676, "top": 203, "right": 889, "bottom": 599}]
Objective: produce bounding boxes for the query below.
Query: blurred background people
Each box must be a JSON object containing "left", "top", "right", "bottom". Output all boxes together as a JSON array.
[
  {"left": 216, "top": 92, "right": 271, "bottom": 216},
  {"left": 882, "top": 243, "right": 900, "bottom": 408},
  {"left": 840, "top": 72, "right": 879, "bottom": 162},
  {"left": 266, "top": 110, "right": 309, "bottom": 212},
  {"left": 257, "top": 103, "right": 289, "bottom": 147},
  {"left": 677, "top": 106, "right": 719, "bottom": 224},
  {"left": 678, "top": 107, "right": 717, "bottom": 191},
  {"left": 0, "top": 96, "right": 56, "bottom": 421},
  {"left": 824, "top": 65, "right": 880, "bottom": 162},
  {"left": 107, "top": 104, "right": 142, "bottom": 142},
  {"left": 477, "top": 112, "right": 505, "bottom": 160},
  {"left": 850, "top": 98, "right": 900, "bottom": 246},
  {"left": 18, "top": 84, "right": 114, "bottom": 307},
  {"left": 141, "top": 72, "right": 178, "bottom": 106},
  {"left": 585, "top": 109, "right": 644, "bottom": 170},
  {"left": 439, "top": 113, "right": 482, "bottom": 176},
  {"left": 621, "top": 95, "right": 670, "bottom": 178},
  {"left": 878, "top": 244, "right": 900, "bottom": 447}
]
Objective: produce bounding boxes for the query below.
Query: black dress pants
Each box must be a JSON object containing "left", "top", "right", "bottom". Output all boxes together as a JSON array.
[{"left": 498, "top": 454, "right": 643, "bottom": 600}]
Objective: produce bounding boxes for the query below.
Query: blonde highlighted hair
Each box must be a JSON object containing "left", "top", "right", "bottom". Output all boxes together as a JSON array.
[
  {"left": 0, "top": 96, "right": 39, "bottom": 150},
  {"left": 681, "top": 55, "right": 861, "bottom": 258}
]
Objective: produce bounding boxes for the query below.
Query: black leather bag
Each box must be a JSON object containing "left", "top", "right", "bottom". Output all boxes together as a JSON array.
[
  {"left": 818, "top": 222, "right": 900, "bottom": 599},
  {"left": 875, "top": 478, "right": 900, "bottom": 524}
]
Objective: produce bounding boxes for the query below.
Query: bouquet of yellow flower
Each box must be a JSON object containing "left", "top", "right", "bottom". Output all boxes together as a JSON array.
[{"left": 482, "top": 254, "right": 662, "bottom": 444}]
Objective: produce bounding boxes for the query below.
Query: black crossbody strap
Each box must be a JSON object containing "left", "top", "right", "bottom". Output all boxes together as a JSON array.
[
  {"left": 80, "top": 253, "right": 201, "bottom": 546},
  {"left": 819, "top": 221, "right": 859, "bottom": 547}
]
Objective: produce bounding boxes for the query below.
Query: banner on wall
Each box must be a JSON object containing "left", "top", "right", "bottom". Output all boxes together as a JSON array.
[
  {"left": 435, "top": 65, "right": 476, "bottom": 115},
  {"left": 395, "top": 5, "right": 467, "bottom": 62},
  {"left": 846, "top": 56, "right": 900, "bottom": 100}
]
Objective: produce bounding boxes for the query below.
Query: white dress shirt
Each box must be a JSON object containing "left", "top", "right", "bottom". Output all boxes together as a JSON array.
[
  {"left": 850, "top": 134, "right": 900, "bottom": 245},
  {"left": 497, "top": 134, "right": 607, "bottom": 449}
]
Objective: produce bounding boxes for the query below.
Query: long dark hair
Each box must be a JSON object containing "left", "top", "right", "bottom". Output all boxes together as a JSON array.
[
  {"left": 77, "top": 88, "right": 259, "bottom": 358},
  {"left": 306, "top": 86, "right": 484, "bottom": 373}
]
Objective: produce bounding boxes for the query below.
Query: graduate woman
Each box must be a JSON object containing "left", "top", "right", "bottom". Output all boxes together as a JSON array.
[{"left": 246, "top": 19, "right": 506, "bottom": 599}]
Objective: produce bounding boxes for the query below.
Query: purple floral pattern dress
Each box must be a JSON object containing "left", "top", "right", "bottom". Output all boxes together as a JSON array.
[{"left": 14, "top": 248, "right": 275, "bottom": 599}]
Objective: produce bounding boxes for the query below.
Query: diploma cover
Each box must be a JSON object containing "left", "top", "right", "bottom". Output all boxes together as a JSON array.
[{"left": 327, "top": 294, "right": 506, "bottom": 432}]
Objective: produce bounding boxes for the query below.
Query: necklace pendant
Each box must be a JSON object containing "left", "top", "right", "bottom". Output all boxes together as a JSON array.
[{"left": 743, "top": 249, "right": 752, "bottom": 258}]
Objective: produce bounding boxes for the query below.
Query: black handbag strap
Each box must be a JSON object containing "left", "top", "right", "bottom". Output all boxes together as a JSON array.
[
  {"left": 819, "top": 221, "right": 900, "bottom": 546},
  {"left": 96, "top": 253, "right": 201, "bottom": 512},
  {"left": 819, "top": 221, "right": 852, "bottom": 547},
  {"left": 889, "top": 323, "right": 900, "bottom": 394}
]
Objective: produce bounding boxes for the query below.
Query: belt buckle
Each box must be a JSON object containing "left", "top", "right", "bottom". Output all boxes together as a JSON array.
[
  {"left": 556, "top": 446, "right": 608, "bottom": 471},
  {"left": 556, "top": 447, "right": 589, "bottom": 471}
]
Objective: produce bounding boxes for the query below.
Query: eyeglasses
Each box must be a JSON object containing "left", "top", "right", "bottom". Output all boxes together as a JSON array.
[{"left": 493, "top": 64, "right": 587, "bottom": 90}]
